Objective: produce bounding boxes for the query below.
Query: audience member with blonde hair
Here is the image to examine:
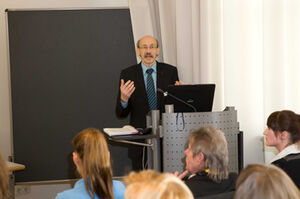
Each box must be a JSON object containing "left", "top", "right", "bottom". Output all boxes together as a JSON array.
[
  {"left": 0, "top": 152, "right": 10, "bottom": 199},
  {"left": 56, "top": 128, "right": 125, "bottom": 199},
  {"left": 264, "top": 110, "right": 300, "bottom": 188},
  {"left": 174, "top": 126, "right": 237, "bottom": 197},
  {"left": 234, "top": 164, "right": 300, "bottom": 199},
  {"left": 124, "top": 170, "right": 194, "bottom": 199}
]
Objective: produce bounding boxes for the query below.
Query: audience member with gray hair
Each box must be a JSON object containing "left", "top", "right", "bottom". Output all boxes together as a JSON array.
[{"left": 175, "top": 126, "right": 237, "bottom": 198}]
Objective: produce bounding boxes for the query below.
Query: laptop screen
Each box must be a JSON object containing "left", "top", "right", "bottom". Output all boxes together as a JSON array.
[{"left": 164, "top": 84, "right": 215, "bottom": 112}]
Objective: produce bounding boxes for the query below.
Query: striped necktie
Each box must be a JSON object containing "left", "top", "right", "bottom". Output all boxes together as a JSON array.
[{"left": 146, "top": 68, "right": 157, "bottom": 110}]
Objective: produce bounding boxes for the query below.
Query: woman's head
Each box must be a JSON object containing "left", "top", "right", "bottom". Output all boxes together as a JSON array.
[
  {"left": 124, "top": 170, "right": 194, "bottom": 199},
  {"left": 264, "top": 110, "right": 300, "bottom": 150},
  {"left": 72, "top": 128, "right": 113, "bottom": 199},
  {"left": 72, "top": 128, "right": 111, "bottom": 174},
  {"left": 0, "top": 152, "right": 10, "bottom": 199},
  {"left": 234, "top": 164, "right": 300, "bottom": 199}
]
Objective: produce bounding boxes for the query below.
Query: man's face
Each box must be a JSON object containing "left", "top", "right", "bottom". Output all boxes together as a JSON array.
[
  {"left": 184, "top": 143, "right": 203, "bottom": 174},
  {"left": 137, "top": 36, "right": 160, "bottom": 67}
]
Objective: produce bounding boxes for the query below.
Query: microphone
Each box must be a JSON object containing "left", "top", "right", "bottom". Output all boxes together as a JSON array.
[{"left": 157, "top": 88, "right": 197, "bottom": 112}]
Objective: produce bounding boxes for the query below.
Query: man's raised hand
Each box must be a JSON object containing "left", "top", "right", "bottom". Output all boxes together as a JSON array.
[{"left": 120, "top": 79, "right": 135, "bottom": 103}]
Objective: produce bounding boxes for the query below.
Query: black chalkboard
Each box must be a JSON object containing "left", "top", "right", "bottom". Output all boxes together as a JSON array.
[{"left": 7, "top": 9, "right": 137, "bottom": 182}]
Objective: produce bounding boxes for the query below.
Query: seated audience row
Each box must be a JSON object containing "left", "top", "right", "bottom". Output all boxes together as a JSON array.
[
  {"left": 55, "top": 126, "right": 236, "bottom": 199},
  {"left": 54, "top": 110, "right": 300, "bottom": 199},
  {"left": 1, "top": 110, "right": 299, "bottom": 198}
]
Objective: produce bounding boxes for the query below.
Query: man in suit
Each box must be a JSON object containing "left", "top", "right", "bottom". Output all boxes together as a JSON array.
[
  {"left": 115, "top": 35, "right": 181, "bottom": 170},
  {"left": 116, "top": 35, "right": 181, "bottom": 129}
]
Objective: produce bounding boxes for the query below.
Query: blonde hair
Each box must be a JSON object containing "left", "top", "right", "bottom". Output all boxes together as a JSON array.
[
  {"left": 72, "top": 128, "right": 113, "bottom": 199},
  {"left": 124, "top": 170, "right": 194, "bottom": 199},
  {"left": 188, "top": 126, "right": 229, "bottom": 182},
  {"left": 0, "top": 152, "right": 10, "bottom": 199},
  {"left": 234, "top": 164, "right": 300, "bottom": 199}
]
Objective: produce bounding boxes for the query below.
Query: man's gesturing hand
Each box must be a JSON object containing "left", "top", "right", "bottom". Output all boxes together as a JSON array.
[{"left": 120, "top": 79, "right": 135, "bottom": 103}]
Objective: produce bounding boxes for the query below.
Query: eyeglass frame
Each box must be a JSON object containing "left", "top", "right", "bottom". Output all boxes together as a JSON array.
[{"left": 138, "top": 45, "right": 158, "bottom": 50}]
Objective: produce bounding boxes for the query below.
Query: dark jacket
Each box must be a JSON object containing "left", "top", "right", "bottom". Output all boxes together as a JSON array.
[
  {"left": 115, "top": 62, "right": 179, "bottom": 128},
  {"left": 272, "top": 153, "right": 300, "bottom": 189},
  {"left": 184, "top": 171, "right": 237, "bottom": 198}
]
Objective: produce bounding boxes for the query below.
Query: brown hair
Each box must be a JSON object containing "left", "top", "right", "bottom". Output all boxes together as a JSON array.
[
  {"left": 267, "top": 110, "right": 300, "bottom": 144},
  {"left": 188, "top": 126, "right": 229, "bottom": 182},
  {"left": 234, "top": 164, "right": 300, "bottom": 199},
  {"left": 124, "top": 170, "right": 193, "bottom": 199},
  {"left": 0, "top": 152, "right": 10, "bottom": 199},
  {"left": 72, "top": 128, "right": 113, "bottom": 199}
]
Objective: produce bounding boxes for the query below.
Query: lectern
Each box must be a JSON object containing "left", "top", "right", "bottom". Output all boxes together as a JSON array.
[
  {"left": 162, "top": 107, "right": 240, "bottom": 173},
  {"left": 108, "top": 107, "right": 242, "bottom": 174}
]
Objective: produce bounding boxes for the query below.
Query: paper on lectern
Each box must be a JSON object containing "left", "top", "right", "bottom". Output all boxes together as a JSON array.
[{"left": 103, "top": 125, "right": 139, "bottom": 136}]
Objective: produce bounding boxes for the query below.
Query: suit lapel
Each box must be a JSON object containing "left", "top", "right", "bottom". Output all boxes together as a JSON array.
[{"left": 156, "top": 62, "right": 164, "bottom": 110}]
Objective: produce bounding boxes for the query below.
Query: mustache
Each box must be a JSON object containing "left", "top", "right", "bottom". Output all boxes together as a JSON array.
[{"left": 144, "top": 53, "right": 153, "bottom": 57}]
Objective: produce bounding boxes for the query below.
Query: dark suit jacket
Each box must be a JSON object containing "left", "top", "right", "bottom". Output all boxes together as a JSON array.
[
  {"left": 196, "top": 191, "right": 235, "bottom": 199},
  {"left": 115, "top": 62, "right": 179, "bottom": 128},
  {"left": 184, "top": 172, "right": 237, "bottom": 198},
  {"left": 272, "top": 153, "right": 300, "bottom": 189}
]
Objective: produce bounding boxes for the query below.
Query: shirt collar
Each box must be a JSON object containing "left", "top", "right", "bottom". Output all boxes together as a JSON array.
[
  {"left": 141, "top": 61, "right": 157, "bottom": 75},
  {"left": 270, "top": 143, "right": 300, "bottom": 163}
]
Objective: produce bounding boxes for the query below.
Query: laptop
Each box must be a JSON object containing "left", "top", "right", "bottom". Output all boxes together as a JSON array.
[{"left": 164, "top": 84, "right": 215, "bottom": 112}]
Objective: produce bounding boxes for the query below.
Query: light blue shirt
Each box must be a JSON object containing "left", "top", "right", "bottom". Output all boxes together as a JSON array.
[
  {"left": 55, "top": 179, "right": 125, "bottom": 199},
  {"left": 121, "top": 62, "right": 157, "bottom": 108},
  {"left": 141, "top": 62, "right": 157, "bottom": 92}
]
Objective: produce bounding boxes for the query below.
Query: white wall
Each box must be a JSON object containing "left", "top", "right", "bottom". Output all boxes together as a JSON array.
[
  {"left": 223, "top": 0, "right": 265, "bottom": 165},
  {"left": 0, "top": 0, "right": 128, "bottom": 159}
]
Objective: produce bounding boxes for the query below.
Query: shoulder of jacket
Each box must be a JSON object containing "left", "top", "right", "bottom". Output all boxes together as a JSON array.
[
  {"left": 121, "top": 64, "right": 140, "bottom": 73},
  {"left": 283, "top": 153, "right": 300, "bottom": 161},
  {"left": 157, "top": 62, "right": 176, "bottom": 68}
]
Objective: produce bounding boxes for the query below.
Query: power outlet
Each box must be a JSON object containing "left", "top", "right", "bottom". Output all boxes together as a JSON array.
[{"left": 15, "top": 185, "right": 31, "bottom": 196}]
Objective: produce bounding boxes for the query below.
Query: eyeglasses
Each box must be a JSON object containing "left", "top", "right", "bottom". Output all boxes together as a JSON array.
[{"left": 139, "top": 45, "right": 158, "bottom": 50}]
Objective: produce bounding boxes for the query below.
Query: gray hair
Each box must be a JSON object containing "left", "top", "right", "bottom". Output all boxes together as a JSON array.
[{"left": 188, "top": 126, "right": 229, "bottom": 182}]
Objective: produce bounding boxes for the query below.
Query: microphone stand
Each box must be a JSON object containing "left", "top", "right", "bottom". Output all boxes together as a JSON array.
[{"left": 157, "top": 88, "right": 197, "bottom": 112}]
